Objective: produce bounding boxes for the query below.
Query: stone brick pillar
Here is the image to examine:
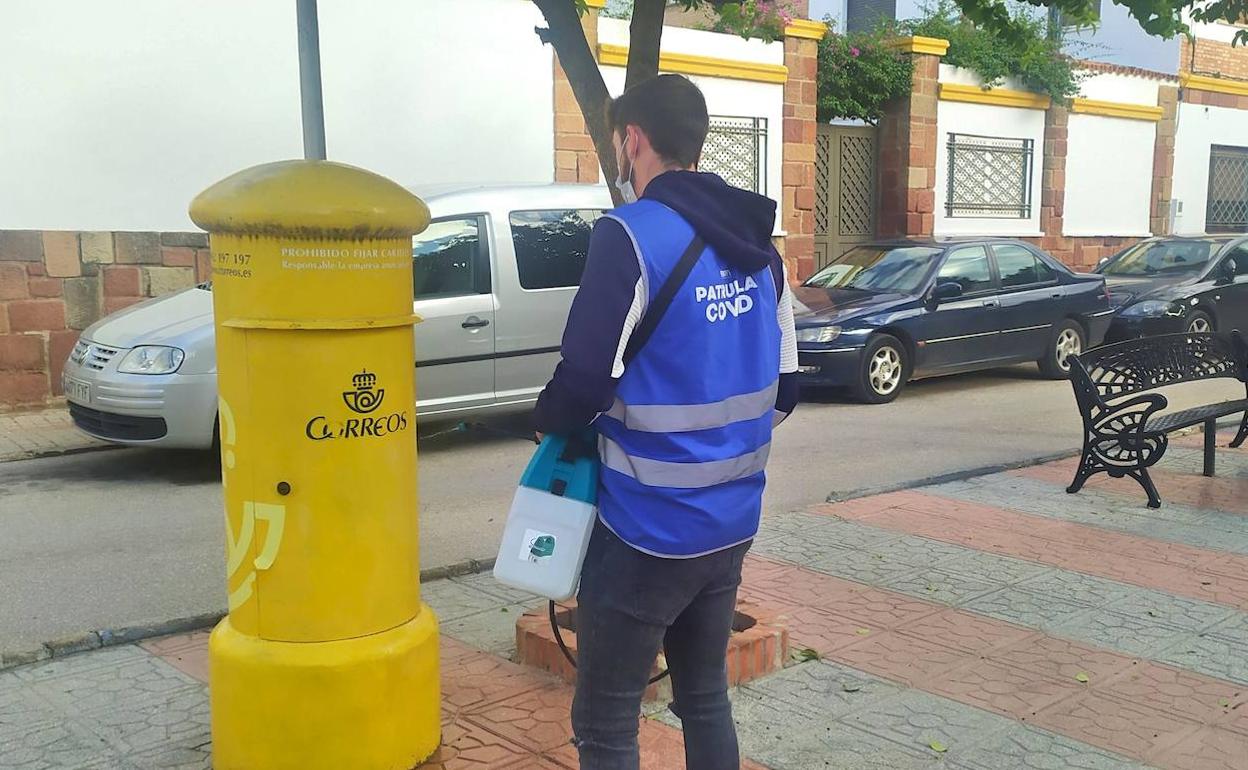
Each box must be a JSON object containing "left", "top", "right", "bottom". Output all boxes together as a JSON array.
[
  {"left": 780, "top": 18, "right": 827, "bottom": 283},
  {"left": 1039, "top": 106, "right": 1073, "bottom": 265},
  {"left": 1150, "top": 85, "right": 1179, "bottom": 236},
  {"left": 0, "top": 229, "right": 209, "bottom": 408},
  {"left": 878, "top": 37, "right": 945, "bottom": 239},
  {"left": 553, "top": 0, "right": 602, "bottom": 184}
]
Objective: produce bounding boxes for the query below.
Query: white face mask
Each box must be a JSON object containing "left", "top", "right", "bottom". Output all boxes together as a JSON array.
[{"left": 615, "top": 136, "right": 638, "bottom": 205}]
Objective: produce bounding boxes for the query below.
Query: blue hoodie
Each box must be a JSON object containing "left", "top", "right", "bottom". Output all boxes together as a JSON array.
[{"left": 534, "top": 170, "right": 798, "bottom": 435}]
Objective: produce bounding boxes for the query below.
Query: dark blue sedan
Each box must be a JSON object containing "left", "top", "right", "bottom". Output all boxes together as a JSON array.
[
  {"left": 795, "top": 239, "right": 1113, "bottom": 403},
  {"left": 1098, "top": 235, "right": 1248, "bottom": 341}
]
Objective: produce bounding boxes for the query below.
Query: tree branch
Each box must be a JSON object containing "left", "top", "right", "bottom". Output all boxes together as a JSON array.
[
  {"left": 533, "top": 0, "right": 621, "bottom": 200},
  {"left": 626, "top": 0, "right": 667, "bottom": 91}
]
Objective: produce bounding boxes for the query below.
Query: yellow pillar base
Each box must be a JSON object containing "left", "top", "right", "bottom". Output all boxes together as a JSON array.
[{"left": 209, "top": 606, "right": 441, "bottom": 770}]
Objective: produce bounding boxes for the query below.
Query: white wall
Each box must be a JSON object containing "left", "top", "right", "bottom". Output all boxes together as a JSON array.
[
  {"left": 597, "top": 18, "right": 786, "bottom": 231},
  {"left": 1173, "top": 101, "right": 1248, "bottom": 234},
  {"left": 1063, "top": 72, "right": 1161, "bottom": 237},
  {"left": 1064, "top": 114, "right": 1155, "bottom": 236},
  {"left": 0, "top": 0, "right": 555, "bottom": 231},
  {"left": 933, "top": 67, "right": 1046, "bottom": 236}
]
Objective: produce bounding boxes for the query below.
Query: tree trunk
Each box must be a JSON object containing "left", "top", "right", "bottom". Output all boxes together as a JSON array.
[
  {"left": 532, "top": 0, "right": 621, "bottom": 202},
  {"left": 625, "top": 0, "right": 666, "bottom": 91}
]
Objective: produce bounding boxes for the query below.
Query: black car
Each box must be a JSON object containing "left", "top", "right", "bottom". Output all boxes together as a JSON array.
[
  {"left": 1096, "top": 235, "right": 1248, "bottom": 341},
  {"left": 795, "top": 239, "right": 1113, "bottom": 403}
]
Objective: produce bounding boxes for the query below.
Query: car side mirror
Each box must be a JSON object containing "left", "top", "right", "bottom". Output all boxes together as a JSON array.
[
  {"left": 932, "top": 282, "right": 963, "bottom": 303},
  {"left": 1098, "top": 256, "right": 1110, "bottom": 268},
  {"left": 1223, "top": 257, "right": 1239, "bottom": 282}
]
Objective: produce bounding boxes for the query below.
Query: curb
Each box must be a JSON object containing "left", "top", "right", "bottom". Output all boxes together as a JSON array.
[
  {"left": 824, "top": 449, "right": 1079, "bottom": 503},
  {"left": 0, "top": 558, "right": 498, "bottom": 672},
  {"left": 0, "top": 443, "right": 117, "bottom": 465}
]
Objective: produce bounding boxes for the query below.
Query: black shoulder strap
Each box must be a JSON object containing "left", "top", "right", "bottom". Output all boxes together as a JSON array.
[{"left": 621, "top": 235, "right": 705, "bottom": 367}]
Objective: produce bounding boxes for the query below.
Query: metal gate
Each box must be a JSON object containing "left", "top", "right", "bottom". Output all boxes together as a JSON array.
[
  {"left": 815, "top": 124, "right": 877, "bottom": 269},
  {"left": 1207, "top": 145, "right": 1248, "bottom": 233}
]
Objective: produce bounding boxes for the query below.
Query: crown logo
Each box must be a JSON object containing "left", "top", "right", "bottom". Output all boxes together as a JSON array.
[{"left": 343, "top": 369, "right": 384, "bottom": 414}]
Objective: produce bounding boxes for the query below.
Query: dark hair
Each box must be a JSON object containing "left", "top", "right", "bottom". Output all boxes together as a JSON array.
[{"left": 607, "top": 74, "right": 709, "bottom": 168}]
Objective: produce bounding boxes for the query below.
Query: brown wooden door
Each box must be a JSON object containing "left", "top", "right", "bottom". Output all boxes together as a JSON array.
[{"left": 815, "top": 124, "right": 877, "bottom": 270}]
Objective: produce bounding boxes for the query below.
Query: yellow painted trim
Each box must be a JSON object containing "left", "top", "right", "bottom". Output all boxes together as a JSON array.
[
  {"left": 1180, "top": 72, "right": 1248, "bottom": 97},
  {"left": 598, "top": 43, "right": 789, "bottom": 84},
  {"left": 887, "top": 36, "right": 950, "bottom": 56},
  {"left": 583, "top": 0, "right": 607, "bottom": 8},
  {"left": 785, "top": 19, "right": 829, "bottom": 40},
  {"left": 939, "top": 82, "right": 1051, "bottom": 110},
  {"left": 1071, "top": 97, "right": 1164, "bottom": 121}
]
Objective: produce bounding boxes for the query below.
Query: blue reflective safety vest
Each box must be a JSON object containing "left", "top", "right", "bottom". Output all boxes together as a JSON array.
[{"left": 595, "top": 199, "right": 781, "bottom": 558}]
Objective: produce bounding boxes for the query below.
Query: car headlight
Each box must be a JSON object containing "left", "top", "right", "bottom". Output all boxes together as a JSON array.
[
  {"left": 117, "top": 345, "right": 185, "bottom": 374},
  {"left": 796, "top": 326, "right": 842, "bottom": 344},
  {"left": 1120, "top": 301, "right": 1183, "bottom": 318}
]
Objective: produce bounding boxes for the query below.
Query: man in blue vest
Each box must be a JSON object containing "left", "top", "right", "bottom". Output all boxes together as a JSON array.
[{"left": 535, "top": 74, "right": 798, "bottom": 770}]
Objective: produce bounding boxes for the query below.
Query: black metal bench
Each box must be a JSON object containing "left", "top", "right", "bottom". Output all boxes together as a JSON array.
[{"left": 1067, "top": 331, "right": 1248, "bottom": 508}]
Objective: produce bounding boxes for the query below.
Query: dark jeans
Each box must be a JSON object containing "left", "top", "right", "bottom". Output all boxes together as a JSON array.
[{"left": 572, "top": 520, "right": 750, "bottom": 770}]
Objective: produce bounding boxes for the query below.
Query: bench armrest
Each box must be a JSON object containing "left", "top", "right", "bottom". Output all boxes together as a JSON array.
[{"left": 1090, "top": 393, "right": 1169, "bottom": 436}]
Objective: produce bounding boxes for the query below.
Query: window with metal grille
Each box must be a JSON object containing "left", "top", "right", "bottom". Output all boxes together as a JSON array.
[
  {"left": 1207, "top": 145, "right": 1248, "bottom": 233},
  {"left": 700, "top": 116, "right": 768, "bottom": 195},
  {"left": 946, "top": 133, "right": 1035, "bottom": 219},
  {"left": 847, "top": 0, "right": 897, "bottom": 33}
]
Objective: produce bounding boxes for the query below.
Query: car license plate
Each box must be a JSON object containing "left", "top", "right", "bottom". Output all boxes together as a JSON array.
[{"left": 66, "top": 377, "right": 90, "bottom": 404}]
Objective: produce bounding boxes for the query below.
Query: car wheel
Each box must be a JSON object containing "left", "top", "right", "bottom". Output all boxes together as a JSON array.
[
  {"left": 1186, "top": 311, "right": 1214, "bottom": 334},
  {"left": 852, "top": 334, "right": 908, "bottom": 404},
  {"left": 1039, "top": 320, "right": 1085, "bottom": 379}
]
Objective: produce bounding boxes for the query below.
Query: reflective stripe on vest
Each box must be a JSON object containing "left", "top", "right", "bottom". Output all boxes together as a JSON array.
[
  {"left": 600, "top": 436, "right": 772, "bottom": 489},
  {"left": 603, "top": 381, "right": 778, "bottom": 433}
]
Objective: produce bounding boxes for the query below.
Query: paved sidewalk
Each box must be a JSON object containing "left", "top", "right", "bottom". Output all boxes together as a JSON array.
[
  {"left": 2, "top": 430, "right": 1246, "bottom": 769},
  {"left": 0, "top": 406, "right": 104, "bottom": 462}
]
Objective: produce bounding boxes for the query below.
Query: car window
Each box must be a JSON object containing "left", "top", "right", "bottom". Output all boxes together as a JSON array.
[
  {"left": 1224, "top": 245, "right": 1248, "bottom": 277},
  {"left": 412, "top": 217, "right": 486, "bottom": 300},
  {"left": 803, "top": 246, "right": 941, "bottom": 294},
  {"left": 510, "top": 209, "right": 605, "bottom": 290},
  {"left": 938, "top": 246, "right": 994, "bottom": 294},
  {"left": 995, "top": 244, "right": 1054, "bottom": 288},
  {"left": 1101, "top": 240, "right": 1219, "bottom": 276}
]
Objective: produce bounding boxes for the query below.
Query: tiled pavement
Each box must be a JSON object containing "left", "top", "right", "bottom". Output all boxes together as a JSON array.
[
  {"left": 2, "top": 430, "right": 1246, "bottom": 768},
  {"left": 0, "top": 406, "right": 104, "bottom": 462}
]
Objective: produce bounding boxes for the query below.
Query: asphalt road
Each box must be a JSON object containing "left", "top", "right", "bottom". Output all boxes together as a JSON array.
[{"left": 1, "top": 367, "right": 1241, "bottom": 655}]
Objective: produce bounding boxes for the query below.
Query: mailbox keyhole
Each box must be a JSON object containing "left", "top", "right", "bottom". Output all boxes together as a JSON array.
[{"left": 277, "top": 482, "right": 292, "bottom": 496}]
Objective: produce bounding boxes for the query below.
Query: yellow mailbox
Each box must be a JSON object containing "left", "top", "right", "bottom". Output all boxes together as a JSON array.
[{"left": 190, "top": 160, "right": 440, "bottom": 769}]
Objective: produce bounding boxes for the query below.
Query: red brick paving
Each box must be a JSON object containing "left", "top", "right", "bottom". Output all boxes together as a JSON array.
[
  {"left": 1154, "top": 727, "right": 1248, "bottom": 770},
  {"left": 895, "top": 609, "right": 1034, "bottom": 655},
  {"left": 139, "top": 630, "right": 210, "bottom": 683},
  {"left": 737, "top": 554, "right": 1248, "bottom": 769},
  {"left": 927, "top": 658, "right": 1085, "bottom": 720},
  {"left": 813, "top": 490, "right": 1248, "bottom": 611},
  {"left": 1031, "top": 692, "right": 1201, "bottom": 760}
]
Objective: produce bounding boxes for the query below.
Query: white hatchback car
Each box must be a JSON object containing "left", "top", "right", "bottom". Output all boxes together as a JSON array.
[{"left": 62, "top": 183, "right": 612, "bottom": 448}]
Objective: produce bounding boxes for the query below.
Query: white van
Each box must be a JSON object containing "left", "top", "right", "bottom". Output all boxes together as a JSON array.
[{"left": 61, "top": 183, "right": 613, "bottom": 448}]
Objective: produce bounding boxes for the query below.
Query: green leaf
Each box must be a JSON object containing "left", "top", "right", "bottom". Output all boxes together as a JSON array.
[
  {"left": 842, "top": 683, "right": 862, "bottom": 692},
  {"left": 929, "top": 740, "right": 948, "bottom": 753},
  {"left": 1075, "top": 672, "right": 1090, "bottom": 683},
  {"left": 856, "top": 627, "right": 872, "bottom": 635},
  {"left": 1220, "top": 698, "right": 1232, "bottom": 708},
  {"left": 793, "top": 647, "right": 821, "bottom": 662}
]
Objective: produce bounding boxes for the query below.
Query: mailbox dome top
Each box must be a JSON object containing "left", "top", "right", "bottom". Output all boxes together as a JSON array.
[{"left": 189, "top": 160, "right": 430, "bottom": 239}]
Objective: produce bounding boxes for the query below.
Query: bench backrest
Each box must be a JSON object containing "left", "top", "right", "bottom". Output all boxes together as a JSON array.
[{"left": 1070, "top": 331, "right": 1248, "bottom": 408}]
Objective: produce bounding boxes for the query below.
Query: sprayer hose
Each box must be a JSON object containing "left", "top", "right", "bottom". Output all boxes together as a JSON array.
[{"left": 549, "top": 600, "right": 670, "bottom": 685}]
